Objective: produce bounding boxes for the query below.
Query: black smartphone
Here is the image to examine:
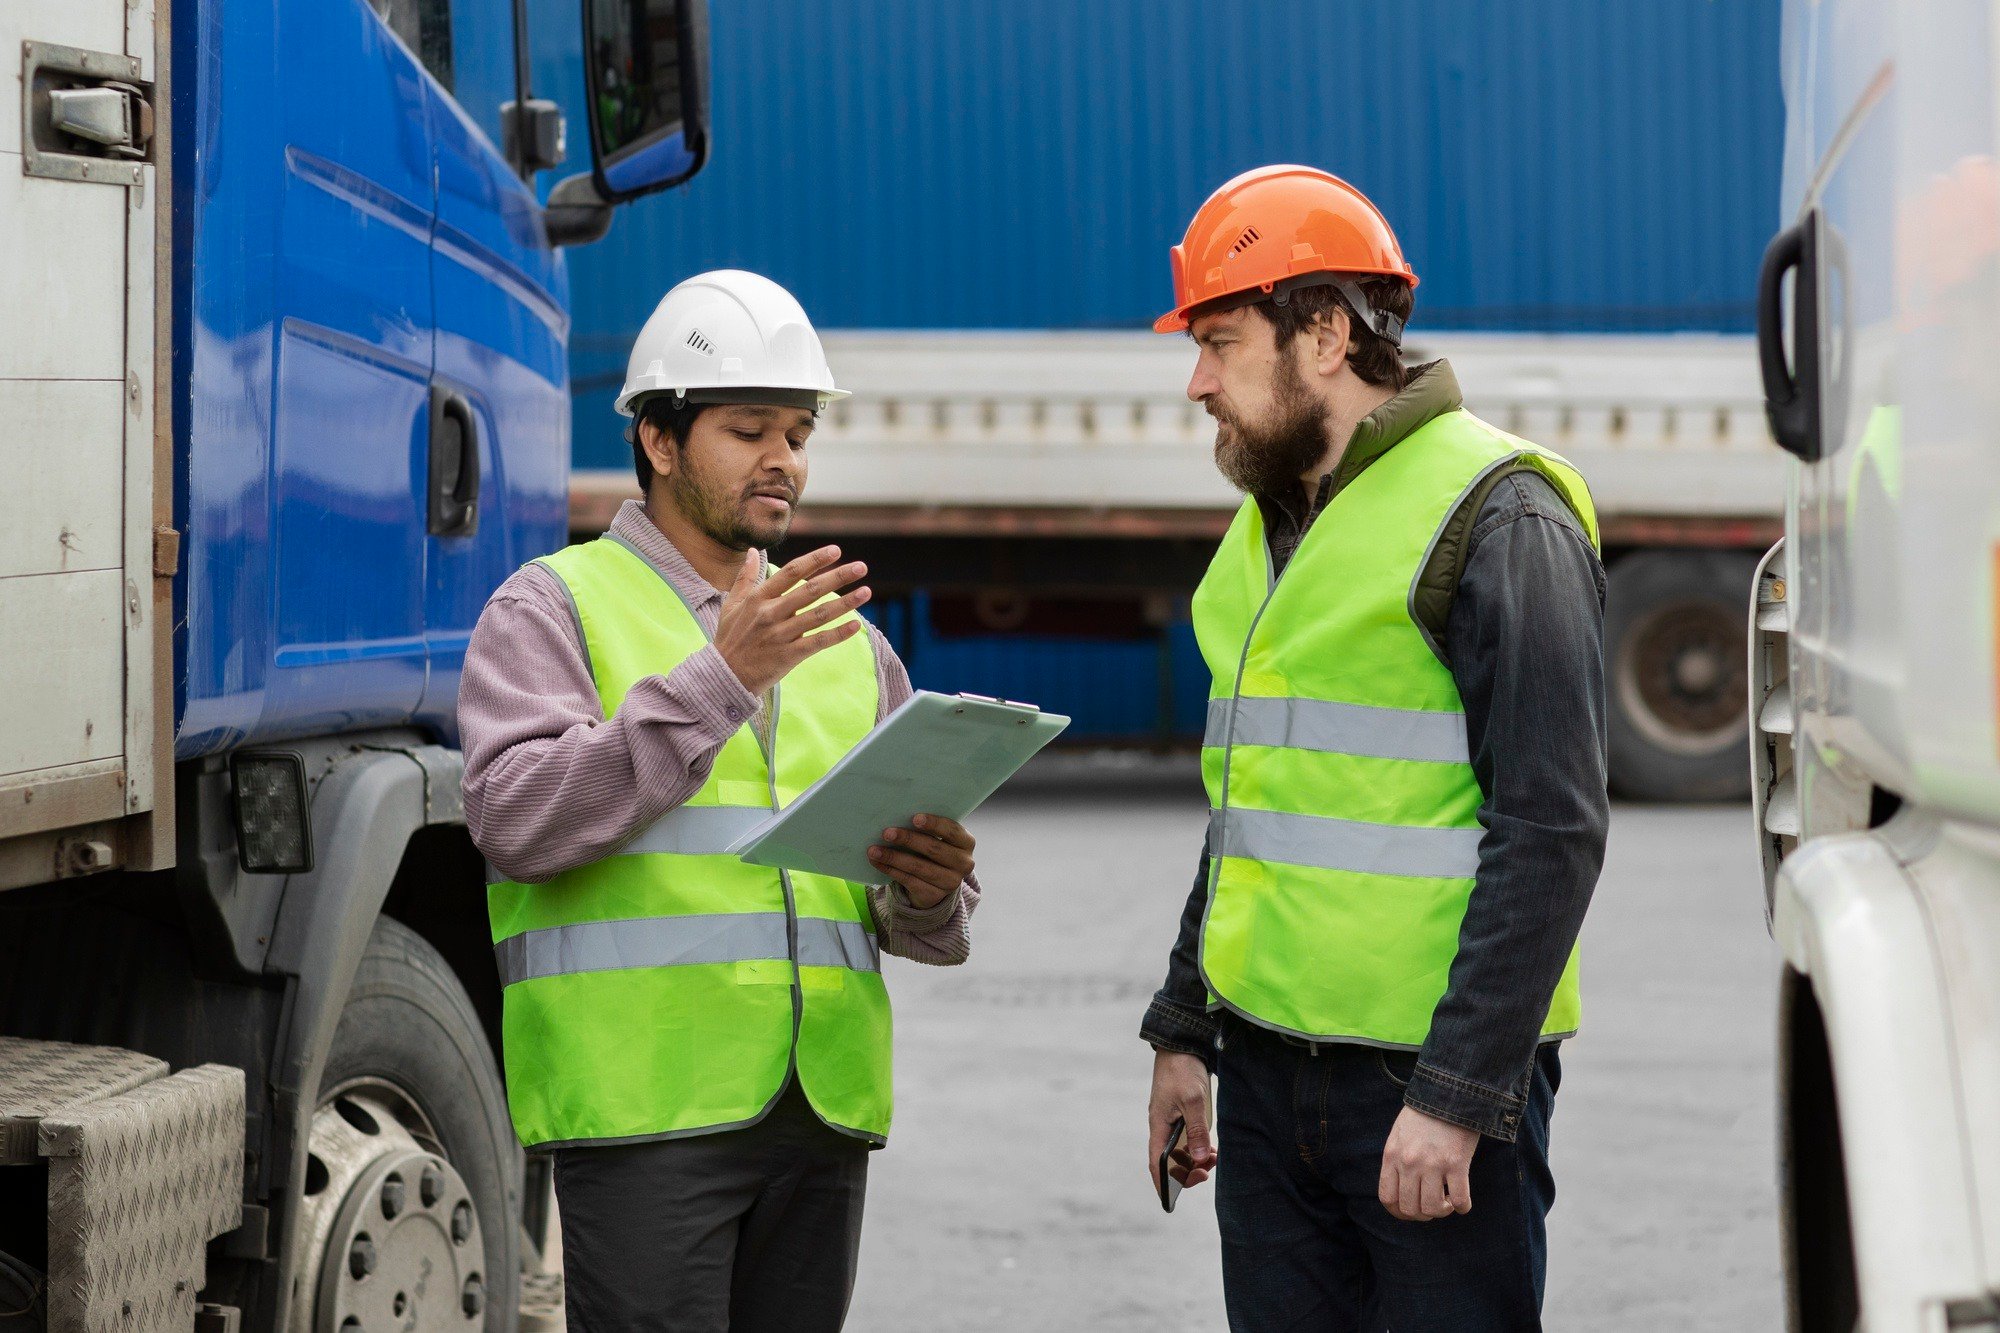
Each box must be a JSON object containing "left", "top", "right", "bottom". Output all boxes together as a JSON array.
[{"left": 1157, "top": 1117, "right": 1187, "bottom": 1213}]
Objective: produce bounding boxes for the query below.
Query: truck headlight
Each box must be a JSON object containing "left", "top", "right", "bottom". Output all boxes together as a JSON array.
[{"left": 231, "top": 751, "right": 314, "bottom": 874}]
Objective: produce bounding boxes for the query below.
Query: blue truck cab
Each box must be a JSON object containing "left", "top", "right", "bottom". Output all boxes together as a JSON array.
[
  {"left": 0, "top": 0, "right": 708, "bottom": 1326},
  {"left": 173, "top": 0, "right": 702, "bottom": 753}
]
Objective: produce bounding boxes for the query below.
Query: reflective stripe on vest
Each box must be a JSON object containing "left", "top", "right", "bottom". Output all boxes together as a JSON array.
[
  {"left": 1203, "top": 696, "right": 1470, "bottom": 764},
  {"left": 1207, "top": 807, "right": 1484, "bottom": 880},
  {"left": 484, "top": 803, "right": 772, "bottom": 884},
  {"left": 1193, "top": 409, "right": 1596, "bottom": 1048},
  {"left": 495, "top": 913, "right": 881, "bottom": 987},
  {"left": 486, "top": 536, "right": 889, "bottom": 1150},
  {"left": 624, "top": 804, "right": 772, "bottom": 855}
]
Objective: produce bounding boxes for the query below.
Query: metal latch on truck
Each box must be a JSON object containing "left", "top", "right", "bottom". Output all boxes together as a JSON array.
[{"left": 21, "top": 41, "right": 154, "bottom": 187}]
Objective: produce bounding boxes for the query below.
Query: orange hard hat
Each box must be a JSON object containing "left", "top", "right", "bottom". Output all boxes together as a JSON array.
[{"left": 1154, "top": 165, "right": 1418, "bottom": 342}]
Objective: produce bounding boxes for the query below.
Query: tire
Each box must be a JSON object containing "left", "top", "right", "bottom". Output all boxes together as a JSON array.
[
  {"left": 317, "top": 916, "right": 521, "bottom": 1332},
  {"left": 1604, "top": 550, "right": 1757, "bottom": 802},
  {"left": 0, "top": 1250, "right": 43, "bottom": 1333},
  {"left": 1782, "top": 970, "right": 1861, "bottom": 1332}
]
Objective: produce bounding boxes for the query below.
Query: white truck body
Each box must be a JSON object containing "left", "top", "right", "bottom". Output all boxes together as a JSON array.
[
  {"left": 1753, "top": 0, "right": 2000, "bottom": 1326},
  {"left": 577, "top": 329, "right": 1788, "bottom": 532},
  {"left": 810, "top": 330, "right": 1786, "bottom": 523},
  {"left": 0, "top": 0, "right": 173, "bottom": 888}
]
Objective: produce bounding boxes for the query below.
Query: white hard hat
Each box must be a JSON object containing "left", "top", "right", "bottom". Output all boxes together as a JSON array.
[{"left": 615, "top": 269, "right": 849, "bottom": 416}]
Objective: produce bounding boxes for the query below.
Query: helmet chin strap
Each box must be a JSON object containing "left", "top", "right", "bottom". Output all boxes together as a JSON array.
[
  {"left": 1269, "top": 274, "right": 1407, "bottom": 347},
  {"left": 1185, "top": 273, "right": 1409, "bottom": 347}
]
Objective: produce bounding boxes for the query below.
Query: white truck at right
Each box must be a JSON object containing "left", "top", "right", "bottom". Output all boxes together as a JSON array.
[{"left": 1752, "top": 1, "right": 2000, "bottom": 1328}]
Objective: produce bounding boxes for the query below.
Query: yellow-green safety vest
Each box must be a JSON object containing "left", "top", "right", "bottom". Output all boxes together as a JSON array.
[
  {"left": 487, "top": 536, "right": 892, "bottom": 1149},
  {"left": 1192, "top": 409, "right": 1599, "bottom": 1047}
]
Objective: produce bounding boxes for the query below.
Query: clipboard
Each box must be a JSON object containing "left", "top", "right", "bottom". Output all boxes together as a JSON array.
[{"left": 728, "top": 690, "right": 1070, "bottom": 883}]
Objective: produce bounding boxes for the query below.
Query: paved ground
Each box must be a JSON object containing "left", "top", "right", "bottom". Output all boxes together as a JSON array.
[{"left": 846, "top": 756, "right": 1785, "bottom": 1331}]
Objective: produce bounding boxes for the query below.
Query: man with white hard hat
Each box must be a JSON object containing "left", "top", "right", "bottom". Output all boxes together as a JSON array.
[{"left": 458, "top": 270, "right": 980, "bottom": 1331}]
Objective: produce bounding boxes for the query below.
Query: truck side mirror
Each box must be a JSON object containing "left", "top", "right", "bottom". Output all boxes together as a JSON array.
[{"left": 546, "top": 0, "right": 710, "bottom": 247}]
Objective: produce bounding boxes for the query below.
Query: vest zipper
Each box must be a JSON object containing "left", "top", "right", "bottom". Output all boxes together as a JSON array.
[{"left": 762, "top": 677, "right": 808, "bottom": 1095}]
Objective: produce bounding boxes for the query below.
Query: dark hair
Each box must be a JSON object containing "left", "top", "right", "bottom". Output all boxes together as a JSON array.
[
  {"left": 1250, "top": 276, "right": 1414, "bottom": 391},
  {"left": 627, "top": 395, "right": 708, "bottom": 491}
]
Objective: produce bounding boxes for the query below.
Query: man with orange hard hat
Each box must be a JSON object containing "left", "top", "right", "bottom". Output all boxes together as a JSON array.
[{"left": 1140, "top": 166, "right": 1609, "bottom": 1329}]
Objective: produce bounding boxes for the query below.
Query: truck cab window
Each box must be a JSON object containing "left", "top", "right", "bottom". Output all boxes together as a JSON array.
[
  {"left": 371, "top": 0, "right": 454, "bottom": 90},
  {"left": 372, "top": 0, "right": 518, "bottom": 154}
]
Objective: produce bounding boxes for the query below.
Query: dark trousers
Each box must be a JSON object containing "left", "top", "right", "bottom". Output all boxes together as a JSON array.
[
  {"left": 552, "top": 1081, "right": 870, "bottom": 1333},
  {"left": 1215, "top": 1017, "right": 1560, "bottom": 1333}
]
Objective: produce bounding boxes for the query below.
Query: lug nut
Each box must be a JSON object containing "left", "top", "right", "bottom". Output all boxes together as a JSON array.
[
  {"left": 462, "top": 1276, "right": 484, "bottom": 1318},
  {"left": 380, "top": 1175, "right": 406, "bottom": 1219},
  {"left": 420, "top": 1164, "right": 445, "bottom": 1207},
  {"left": 348, "top": 1235, "right": 377, "bottom": 1280},
  {"left": 451, "top": 1201, "right": 474, "bottom": 1245}
]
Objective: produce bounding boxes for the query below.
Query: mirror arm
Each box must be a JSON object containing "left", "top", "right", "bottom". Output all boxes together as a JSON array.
[{"left": 544, "top": 171, "right": 614, "bottom": 248}]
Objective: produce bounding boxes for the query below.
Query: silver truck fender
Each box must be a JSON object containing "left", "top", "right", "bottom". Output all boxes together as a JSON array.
[
  {"left": 1774, "top": 815, "right": 2000, "bottom": 1328},
  {"left": 254, "top": 734, "right": 466, "bottom": 1333}
]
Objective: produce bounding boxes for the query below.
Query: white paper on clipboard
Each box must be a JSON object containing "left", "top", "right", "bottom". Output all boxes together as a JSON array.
[{"left": 728, "top": 690, "right": 1069, "bottom": 884}]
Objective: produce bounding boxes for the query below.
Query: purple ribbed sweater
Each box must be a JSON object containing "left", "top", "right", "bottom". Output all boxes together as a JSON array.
[{"left": 458, "top": 501, "right": 976, "bottom": 965}]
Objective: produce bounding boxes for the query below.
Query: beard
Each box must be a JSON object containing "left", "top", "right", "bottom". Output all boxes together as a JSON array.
[
  {"left": 664, "top": 451, "right": 797, "bottom": 552},
  {"left": 1209, "top": 354, "right": 1334, "bottom": 501}
]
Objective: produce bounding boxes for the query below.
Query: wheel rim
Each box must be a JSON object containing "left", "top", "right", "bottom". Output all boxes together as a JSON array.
[
  {"left": 292, "top": 1081, "right": 487, "bottom": 1333},
  {"left": 1613, "top": 597, "right": 1749, "bottom": 757}
]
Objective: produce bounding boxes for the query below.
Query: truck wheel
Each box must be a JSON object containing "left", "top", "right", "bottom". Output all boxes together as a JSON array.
[
  {"left": 1605, "top": 550, "right": 1756, "bottom": 802},
  {"left": 291, "top": 917, "right": 521, "bottom": 1333},
  {"left": 0, "top": 1250, "right": 43, "bottom": 1332},
  {"left": 1783, "top": 970, "right": 1861, "bottom": 1332}
]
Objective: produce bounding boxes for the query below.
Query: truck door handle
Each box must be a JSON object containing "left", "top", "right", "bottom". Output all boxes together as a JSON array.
[
  {"left": 1757, "top": 211, "right": 1823, "bottom": 463},
  {"left": 22, "top": 41, "right": 153, "bottom": 187},
  {"left": 428, "top": 386, "right": 481, "bottom": 537}
]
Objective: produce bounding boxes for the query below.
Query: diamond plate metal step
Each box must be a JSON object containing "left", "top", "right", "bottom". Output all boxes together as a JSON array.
[
  {"left": 0, "top": 1036, "right": 243, "bottom": 1333},
  {"left": 0, "top": 1036, "right": 166, "bottom": 1164}
]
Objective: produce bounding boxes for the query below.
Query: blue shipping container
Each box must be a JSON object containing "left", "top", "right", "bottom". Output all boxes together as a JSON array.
[
  {"left": 867, "top": 594, "right": 1211, "bottom": 745},
  {"left": 526, "top": 0, "right": 1785, "bottom": 744},
  {"left": 531, "top": 0, "right": 1785, "bottom": 468}
]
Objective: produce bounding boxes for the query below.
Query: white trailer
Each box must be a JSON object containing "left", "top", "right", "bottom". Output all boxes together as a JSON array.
[
  {"left": 0, "top": 0, "right": 245, "bottom": 1327},
  {"left": 1749, "top": 0, "right": 2000, "bottom": 1326},
  {"left": 1, "top": 0, "right": 173, "bottom": 892},
  {"left": 576, "top": 330, "right": 1789, "bottom": 798}
]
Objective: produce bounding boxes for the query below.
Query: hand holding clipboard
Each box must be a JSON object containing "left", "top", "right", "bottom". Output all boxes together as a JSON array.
[{"left": 727, "top": 691, "right": 1069, "bottom": 884}]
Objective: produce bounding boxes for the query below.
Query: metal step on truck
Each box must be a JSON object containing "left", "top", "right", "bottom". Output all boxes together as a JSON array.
[
  {"left": 1, "top": 0, "right": 710, "bottom": 1326},
  {"left": 1751, "top": 0, "right": 2000, "bottom": 1327}
]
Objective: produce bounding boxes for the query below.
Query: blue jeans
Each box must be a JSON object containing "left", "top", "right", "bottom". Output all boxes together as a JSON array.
[{"left": 1214, "top": 1015, "right": 1561, "bottom": 1332}]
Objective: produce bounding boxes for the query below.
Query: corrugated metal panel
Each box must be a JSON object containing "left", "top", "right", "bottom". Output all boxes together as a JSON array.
[{"left": 532, "top": 0, "right": 1782, "bottom": 468}]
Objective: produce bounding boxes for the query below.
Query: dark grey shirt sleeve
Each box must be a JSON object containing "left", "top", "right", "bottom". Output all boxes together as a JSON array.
[
  {"left": 1401, "top": 471, "right": 1609, "bottom": 1140},
  {"left": 1139, "top": 847, "right": 1220, "bottom": 1067}
]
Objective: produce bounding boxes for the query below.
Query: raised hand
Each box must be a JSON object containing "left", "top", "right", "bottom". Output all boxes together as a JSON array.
[{"left": 713, "top": 546, "right": 871, "bottom": 696}]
